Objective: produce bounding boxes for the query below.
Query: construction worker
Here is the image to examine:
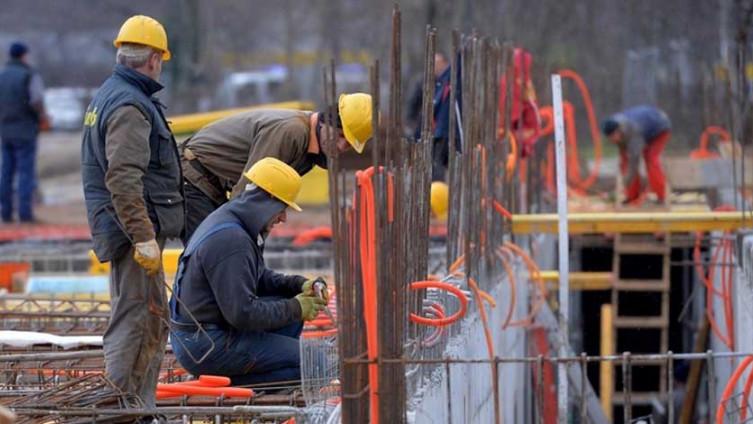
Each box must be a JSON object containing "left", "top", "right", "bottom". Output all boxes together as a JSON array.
[
  {"left": 410, "top": 53, "right": 455, "bottom": 182},
  {"left": 602, "top": 105, "right": 671, "bottom": 204},
  {"left": 0, "top": 42, "right": 47, "bottom": 223},
  {"left": 180, "top": 93, "right": 372, "bottom": 243},
  {"left": 80, "top": 15, "right": 182, "bottom": 412},
  {"left": 170, "top": 158, "right": 327, "bottom": 385}
]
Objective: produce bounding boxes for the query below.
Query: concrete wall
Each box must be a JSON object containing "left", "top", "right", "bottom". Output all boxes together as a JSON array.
[{"left": 408, "top": 262, "right": 529, "bottom": 423}]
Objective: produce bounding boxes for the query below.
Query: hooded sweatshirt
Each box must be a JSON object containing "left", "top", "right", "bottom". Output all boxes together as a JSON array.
[{"left": 170, "top": 188, "right": 305, "bottom": 331}]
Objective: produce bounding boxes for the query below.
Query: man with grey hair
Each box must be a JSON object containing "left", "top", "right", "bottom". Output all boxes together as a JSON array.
[{"left": 80, "top": 15, "right": 182, "bottom": 415}]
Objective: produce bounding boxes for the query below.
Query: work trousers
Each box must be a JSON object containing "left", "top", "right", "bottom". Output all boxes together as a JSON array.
[
  {"left": 431, "top": 137, "right": 449, "bottom": 182},
  {"left": 621, "top": 130, "right": 670, "bottom": 203},
  {"left": 104, "top": 240, "right": 168, "bottom": 408},
  {"left": 182, "top": 181, "right": 224, "bottom": 245},
  {"left": 171, "top": 320, "right": 303, "bottom": 386},
  {"left": 0, "top": 137, "right": 36, "bottom": 222}
]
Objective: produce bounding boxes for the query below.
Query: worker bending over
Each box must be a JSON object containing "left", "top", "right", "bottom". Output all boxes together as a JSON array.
[
  {"left": 80, "top": 16, "right": 180, "bottom": 410},
  {"left": 180, "top": 93, "right": 373, "bottom": 242},
  {"left": 169, "top": 158, "right": 327, "bottom": 385},
  {"left": 602, "top": 105, "right": 671, "bottom": 204}
]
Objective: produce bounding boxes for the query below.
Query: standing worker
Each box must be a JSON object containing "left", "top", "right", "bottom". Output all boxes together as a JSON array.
[
  {"left": 170, "top": 158, "right": 327, "bottom": 385},
  {"left": 0, "top": 42, "right": 47, "bottom": 223},
  {"left": 80, "top": 15, "right": 183, "bottom": 412},
  {"left": 602, "top": 105, "right": 671, "bottom": 205},
  {"left": 410, "top": 53, "right": 454, "bottom": 182},
  {"left": 180, "top": 94, "right": 372, "bottom": 242}
]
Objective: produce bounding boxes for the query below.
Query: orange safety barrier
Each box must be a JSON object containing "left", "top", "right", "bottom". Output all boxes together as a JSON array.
[
  {"left": 690, "top": 126, "right": 731, "bottom": 159},
  {"left": 409, "top": 280, "right": 469, "bottom": 327}
]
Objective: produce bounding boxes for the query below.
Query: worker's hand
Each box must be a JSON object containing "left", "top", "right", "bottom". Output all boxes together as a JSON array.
[
  {"left": 133, "top": 239, "right": 162, "bottom": 276},
  {"left": 302, "top": 277, "right": 329, "bottom": 301},
  {"left": 295, "top": 294, "right": 327, "bottom": 321}
]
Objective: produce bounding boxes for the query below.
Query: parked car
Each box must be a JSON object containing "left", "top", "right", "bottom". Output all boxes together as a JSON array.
[{"left": 44, "top": 87, "right": 94, "bottom": 131}]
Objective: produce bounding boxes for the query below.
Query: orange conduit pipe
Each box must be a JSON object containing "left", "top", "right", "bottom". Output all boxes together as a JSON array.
[
  {"left": 409, "top": 280, "right": 469, "bottom": 327},
  {"left": 690, "top": 126, "right": 731, "bottom": 160},
  {"left": 156, "top": 384, "right": 254, "bottom": 399},
  {"left": 538, "top": 70, "right": 602, "bottom": 194},
  {"left": 503, "top": 242, "right": 548, "bottom": 327},
  {"left": 694, "top": 204, "right": 737, "bottom": 350},
  {"left": 355, "top": 167, "right": 380, "bottom": 424},
  {"left": 716, "top": 356, "right": 753, "bottom": 424},
  {"left": 557, "top": 69, "right": 602, "bottom": 191},
  {"left": 173, "top": 375, "right": 230, "bottom": 387},
  {"left": 291, "top": 226, "right": 333, "bottom": 247},
  {"left": 495, "top": 247, "right": 517, "bottom": 330},
  {"left": 742, "top": 366, "right": 753, "bottom": 421}
]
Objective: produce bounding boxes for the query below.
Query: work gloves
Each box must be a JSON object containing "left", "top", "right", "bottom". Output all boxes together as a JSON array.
[
  {"left": 302, "top": 277, "right": 329, "bottom": 302},
  {"left": 295, "top": 294, "right": 328, "bottom": 321},
  {"left": 133, "top": 239, "right": 162, "bottom": 276}
]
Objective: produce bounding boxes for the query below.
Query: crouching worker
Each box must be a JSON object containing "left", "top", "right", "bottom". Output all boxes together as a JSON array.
[{"left": 169, "top": 157, "right": 328, "bottom": 385}]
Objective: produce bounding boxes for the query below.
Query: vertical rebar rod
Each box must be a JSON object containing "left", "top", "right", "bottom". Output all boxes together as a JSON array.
[
  {"left": 623, "top": 352, "right": 632, "bottom": 423},
  {"left": 537, "top": 354, "right": 545, "bottom": 424},
  {"left": 668, "top": 351, "right": 675, "bottom": 423},
  {"left": 707, "top": 349, "right": 716, "bottom": 424},
  {"left": 580, "top": 352, "right": 588, "bottom": 423}
]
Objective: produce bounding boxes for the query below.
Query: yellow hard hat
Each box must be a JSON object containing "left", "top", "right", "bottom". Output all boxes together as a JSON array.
[
  {"left": 430, "top": 182, "right": 449, "bottom": 220},
  {"left": 113, "top": 15, "right": 171, "bottom": 61},
  {"left": 243, "top": 157, "right": 303, "bottom": 211},
  {"left": 338, "top": 93, "right": 373, "bottom": 154}
]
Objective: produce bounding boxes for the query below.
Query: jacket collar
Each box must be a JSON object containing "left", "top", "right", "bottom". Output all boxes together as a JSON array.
[
  {"left": 113, "top": 64, "right": 163, "bottom": 96},
  {"left": 6, "top": 59, "right": 29, "bottom": 69}
]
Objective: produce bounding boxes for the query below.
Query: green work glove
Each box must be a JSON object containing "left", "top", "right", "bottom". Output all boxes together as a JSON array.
[
  {"left": 302, "top": 277, "right": 329, "bottom": 302},
  {"left": 295, "top": 294, "right": 327, "bottom": 321}
]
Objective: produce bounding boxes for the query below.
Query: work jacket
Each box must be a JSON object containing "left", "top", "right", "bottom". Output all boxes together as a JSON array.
[
  {"left": 182, "top": 109, "right": 325, "bottom": 203},
  {"left": 0, "top": 59, "right": 39, "bottom": 140},
  {"left": 170, "top": 188, "right": 305, "bottom": 331},
  {"left": 611, "top": 105, "right": 671, "bottom": 183},
  {"left": 81, "top": 65, "right": 184, "bottom": 261}
]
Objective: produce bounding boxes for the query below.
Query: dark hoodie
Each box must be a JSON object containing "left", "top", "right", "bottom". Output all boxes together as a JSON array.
[{"left": 170, "top": 188, "right": 305, "bottom": 331}]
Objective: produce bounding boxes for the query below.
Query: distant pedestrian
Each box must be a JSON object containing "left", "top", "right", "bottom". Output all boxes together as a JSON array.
[
  {"left": 602, "top": 105, "right": 671, "bottom": 204},
  {"left": 0, "top": 42, "right": 46, "bottom": 223}
]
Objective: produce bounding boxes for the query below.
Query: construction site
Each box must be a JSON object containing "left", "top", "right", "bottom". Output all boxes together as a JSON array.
[{"left": 0, "top": 1, "right": 752, "bottom": 423}]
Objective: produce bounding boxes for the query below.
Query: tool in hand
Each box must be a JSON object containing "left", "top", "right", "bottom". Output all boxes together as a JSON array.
[{"left": 312, "top": 277, "right": 336, "bottom": 323}]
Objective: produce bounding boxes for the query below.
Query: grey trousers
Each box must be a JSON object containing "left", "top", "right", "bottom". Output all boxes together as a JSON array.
[{"left": 104, "top": 241, "right": 168, "bottom": 409}]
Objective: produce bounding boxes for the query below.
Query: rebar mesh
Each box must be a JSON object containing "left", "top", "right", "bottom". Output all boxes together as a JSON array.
[{"left": 300, "top": 334, "right": 339, "bottom": 422}]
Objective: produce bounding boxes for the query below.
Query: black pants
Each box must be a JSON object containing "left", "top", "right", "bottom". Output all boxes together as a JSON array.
[
  {"left": 431, "top": 137, "right": 449, "bottom": 182},
  {"left": 183, "top": 181, "right": 224, "bottom": 245}
]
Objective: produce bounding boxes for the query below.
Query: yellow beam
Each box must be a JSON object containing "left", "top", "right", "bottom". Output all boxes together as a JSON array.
[
  {"left": 539, "top": 271, "right": 613, "bottom": 291},
  {"left": 89, "top": 249, "right": 181, "bottom": 276},
  {"left": 511, "top": 211, "right": 752, "bottom": 234},
  {"left": 600, "top": 304, "right": 614, "bottom": 421},
  {"left": 168, "top": 101, "right": 315, "bottom": 135}
]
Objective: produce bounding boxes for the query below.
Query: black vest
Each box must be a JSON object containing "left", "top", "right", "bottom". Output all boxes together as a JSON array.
[
  {"left": 81, "top": 65, "right": 184, "bottom": 261},
  {"left": 0, "top": 60, "right": 39, "bottom": 139}
]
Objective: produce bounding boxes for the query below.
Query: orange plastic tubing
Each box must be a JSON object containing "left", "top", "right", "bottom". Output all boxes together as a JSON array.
[
  {"left": 409, "top": 280, "right": 469, "bottom": 327},
  {"left": 690, "top": 126, "right": 730, "bottom": 159},
  {"left": 156, "top": 384, "right": 254, "bottom": 399},
  {"left": 356, "top": 166, "right": 380, "bottom": 424},
  {"left": 716, "top": 356, "right": 753, "bottom": 424}
]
